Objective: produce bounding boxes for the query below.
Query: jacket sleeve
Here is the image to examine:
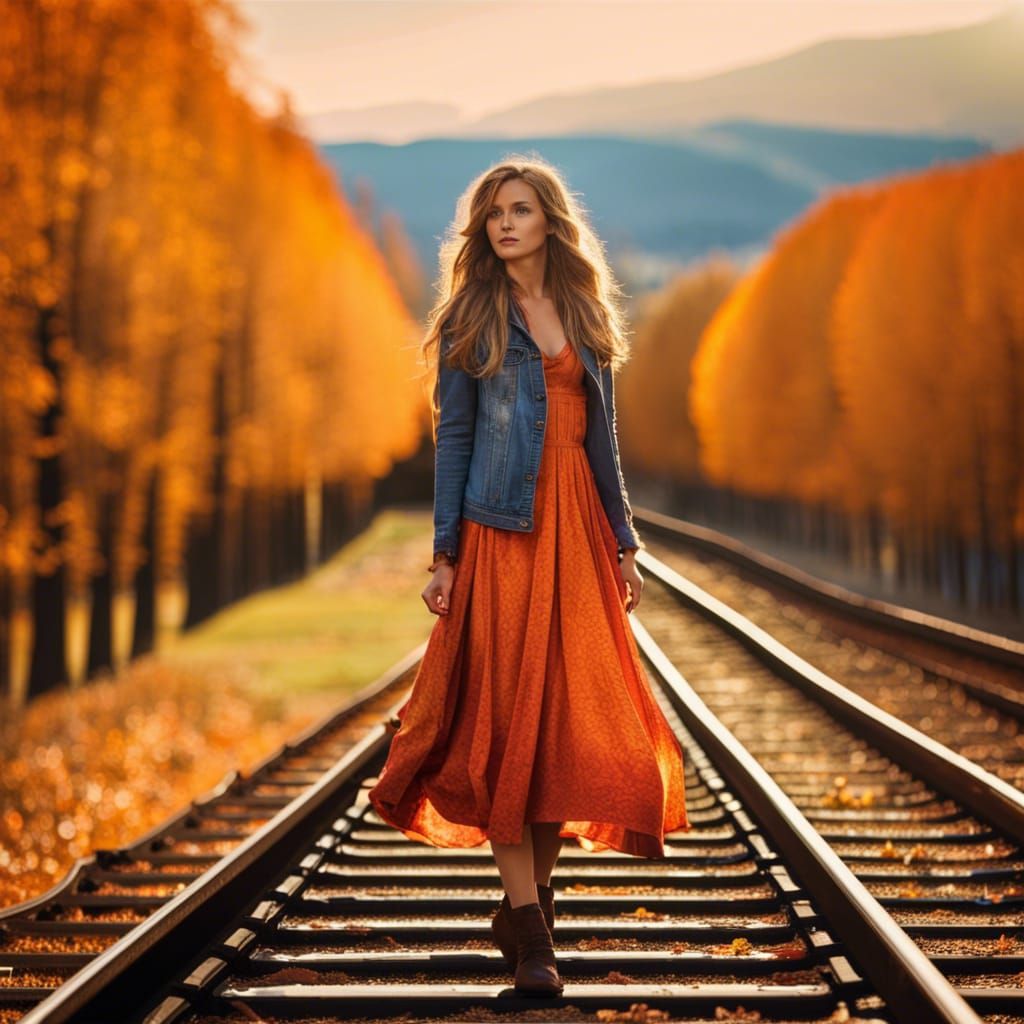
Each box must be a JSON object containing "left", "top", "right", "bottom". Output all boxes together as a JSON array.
[
  {"left": 604, "top": 364, "right": 644, "bottom": 554},
  {"left": 432, "top": 331, "right": 478, "bottom": 563}
]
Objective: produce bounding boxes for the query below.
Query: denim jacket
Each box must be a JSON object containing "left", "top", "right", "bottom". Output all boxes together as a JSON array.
[{"left": 432, "top": 299, "right": 642, "bottom": 563}]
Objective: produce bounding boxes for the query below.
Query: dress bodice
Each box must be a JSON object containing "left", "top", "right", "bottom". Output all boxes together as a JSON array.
[
  {"left": 542, "top": 342, "right": 585, "bottom": 390},
  {"left": 542, "top": 343, "right": 585, "bottom": 446}
]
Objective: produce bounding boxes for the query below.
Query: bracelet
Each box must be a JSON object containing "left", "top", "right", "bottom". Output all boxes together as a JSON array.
[{"left": 427, "top": 553, "right": 455, "bottom": 572}]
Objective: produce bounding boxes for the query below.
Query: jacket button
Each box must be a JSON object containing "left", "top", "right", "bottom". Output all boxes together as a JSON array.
[
  {"left": 535, "top": 419, "right": 543, "bottom": 427},
  {"left": 535, "top": 394, "right": 544, "bottom": 401},
  {"left": 525, "top": 473, "right": 533, "bottom": 480},
  {"left": 519, "top": 519, "right": 528, "bottom": 527}
]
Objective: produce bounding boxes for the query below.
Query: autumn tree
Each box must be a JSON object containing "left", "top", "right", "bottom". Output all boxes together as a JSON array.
[
  {"left": 0, "top": 0, "right": 425, "bottom": 705},
  {"left": 618, "top": 256, "right": 740, "bottom": 484}
]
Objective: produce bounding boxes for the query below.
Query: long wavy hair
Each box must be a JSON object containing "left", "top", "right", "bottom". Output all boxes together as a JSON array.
[{"left": 422, "top": 154, "right": 632, "bottom": 440}]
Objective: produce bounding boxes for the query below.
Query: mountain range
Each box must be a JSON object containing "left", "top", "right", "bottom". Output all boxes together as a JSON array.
[
  {"left": 304, "top": 7, "right": 1024, "bottom": 150},
  {"left": 319, "top": 123, "right": 988, "bottom": 290}
]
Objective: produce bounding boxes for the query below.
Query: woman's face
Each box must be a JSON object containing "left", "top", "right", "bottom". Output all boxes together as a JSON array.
[{"left": 485, "top": 180, "right": 552, "bottom": 262}]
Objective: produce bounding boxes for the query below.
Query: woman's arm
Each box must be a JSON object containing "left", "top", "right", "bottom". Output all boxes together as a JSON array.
[
  {"left": 602, "top": 363, "right": 645, "bottom": 556},
  {"left": 432, "top": 332, "right": 477, "bottom": 564}
]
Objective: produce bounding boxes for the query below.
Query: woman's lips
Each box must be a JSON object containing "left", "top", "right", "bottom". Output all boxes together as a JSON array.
[{"left": 500, "top": 238, "right": 518, "bottom": 244}]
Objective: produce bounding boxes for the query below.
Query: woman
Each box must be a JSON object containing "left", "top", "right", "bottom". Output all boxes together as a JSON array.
[{"left": 368, "top": 156, "right": 690, "bottom": 996}]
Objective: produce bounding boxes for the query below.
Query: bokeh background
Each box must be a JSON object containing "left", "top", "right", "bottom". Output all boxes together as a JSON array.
[{"left": 2, "top": 0, "right": 1022, "bottom": 909}]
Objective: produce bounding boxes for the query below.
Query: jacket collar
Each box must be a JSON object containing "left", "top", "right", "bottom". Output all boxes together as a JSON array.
[
  {"left": 508, "top": 295, "right": 529, "bottom": 335},
  {"left": 508, "top": 297, "right": 601, "bottom": 387}
]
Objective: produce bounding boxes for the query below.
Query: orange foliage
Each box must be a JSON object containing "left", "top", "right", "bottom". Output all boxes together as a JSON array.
[
  {"left": 0, "top": 654, "right": 323, "bottom": 909},
  {"left": 831, "top": 165, "right": 980, "bottom": 530},
  {"left": 0, "top": 0, "right": 425, "bottom": 698},
  {"left": 643, "top": 147, "right": 1024, "bottom": 548},
  {"left": 619, "top": 257, "right": 740, "bottom": 481},
  {"left": 691, "top": 185, "right": 887, "bottom": 502}
]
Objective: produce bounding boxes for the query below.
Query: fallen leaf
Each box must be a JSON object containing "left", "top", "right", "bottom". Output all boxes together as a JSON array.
[
  {"left": 902, "top": 843, "right": 927, "bottom": 865},
  {"left": 620, "top": 906, "right": 666, "bottom": 920},
  {"left": 596, "top": 1002, "right": 670, "bottom": 1022},
  {"left": 713, "top": 1006, "right": 762, "bottom": 1021},
  {"left": 766, "top": 940, "right": 806, "bottom": 960},
  {"left": 605, "top": 970, "right": 636, "bottom": 984},
  {"left": 711, "top": 937, "right": 754, "bottom": 956}
]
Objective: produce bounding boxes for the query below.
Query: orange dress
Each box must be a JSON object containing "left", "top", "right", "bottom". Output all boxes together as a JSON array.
[{"left": 368, "top": 342, "right": 690, "bottom": 857}]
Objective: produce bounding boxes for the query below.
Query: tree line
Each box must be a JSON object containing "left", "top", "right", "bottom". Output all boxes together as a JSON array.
[
  {"left": 621, "top": 148, "right": 1024, "bottom": 612},
  {"left": 0, "top": 0, "right": 426, "bottom": 705}
]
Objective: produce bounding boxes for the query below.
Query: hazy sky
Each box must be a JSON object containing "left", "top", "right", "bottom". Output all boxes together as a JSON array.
[{"left": 232, "top": 0, "right": 1012, "bottom": 121}]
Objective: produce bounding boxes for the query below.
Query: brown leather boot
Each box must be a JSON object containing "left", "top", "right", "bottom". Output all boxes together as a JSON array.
[
  {"left": 509, "top": 901, "right": 562, "bottom": 996},
  {"left": 537, "top": 882, "right": 555, "bottom": 934},
  {"left": 491, "top": 885, "right": 556, "bottom": 969},
  {"left": 490, "top": 893, "right": 517, "bottom": 969}
]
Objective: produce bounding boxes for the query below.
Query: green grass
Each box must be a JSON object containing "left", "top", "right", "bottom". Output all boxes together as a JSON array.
[{"left": 158, "top": 507, "right": 435, "bottom": 706}]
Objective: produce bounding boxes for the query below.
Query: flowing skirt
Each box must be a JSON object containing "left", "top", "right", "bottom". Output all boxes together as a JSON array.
[{"left": 368, "top": 343, "right": 690, "bottom": 857}]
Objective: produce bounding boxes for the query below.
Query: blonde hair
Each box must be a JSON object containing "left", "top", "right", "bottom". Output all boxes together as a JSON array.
[{"left": 422, "top": 153, "right": 632, "bottom": 439}]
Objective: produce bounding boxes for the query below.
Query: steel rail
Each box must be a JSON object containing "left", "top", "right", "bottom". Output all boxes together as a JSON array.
[
  {"left": 630, "top": 614, "right": 981, "bottom": 1024},
  {"left": 14, "top": 647, "right": 422, "bottom": 1024},
  {"left": 638, "top": 549, "right": 1024, "bottom": 851},
  {"left": 635, "top": 507, "right": 1024, "bottom": 681}
]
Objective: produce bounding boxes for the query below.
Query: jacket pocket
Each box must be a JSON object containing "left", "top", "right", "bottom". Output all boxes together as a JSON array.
[
  {"left": 497, "top": 345, "right": 526, "bottom": 401},
  {"left": 477, "top": 347, "right": 525, "bottom": 504}
]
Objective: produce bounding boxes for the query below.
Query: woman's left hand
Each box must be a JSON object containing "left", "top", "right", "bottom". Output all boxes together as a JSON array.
[{"left": 620, "top": 550, "right": 643, "bottom": 613}]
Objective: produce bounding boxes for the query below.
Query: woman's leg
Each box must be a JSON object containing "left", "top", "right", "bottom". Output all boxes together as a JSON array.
[
  {"left": 530, "top": 821, "right": 565, "bottom": 886},
  {"left": 491, "top": 825, "right": 538, "bottom": 907}
]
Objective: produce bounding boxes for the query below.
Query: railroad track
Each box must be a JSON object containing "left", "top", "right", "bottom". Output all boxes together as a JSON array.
[
  {"left": 2, "top": 657, "right": 953, "bottom": 1024},
  {"left": 634, "top": 507, "right": 1024, "bottom": 756},
  {"left": 0, "top": 651, "right": 422, "bottom": 1023},
  {"left": 3, "top": 525, "right": 1023, "bottom": 1022},
  {"left": 634, "top": 510, "right": 1024, "bottom": 1006}
]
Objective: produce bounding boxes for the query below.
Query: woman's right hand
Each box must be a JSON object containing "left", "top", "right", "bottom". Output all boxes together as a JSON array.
[{"left": 423, "top": 564, "right": 455, "bottom": 615}]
